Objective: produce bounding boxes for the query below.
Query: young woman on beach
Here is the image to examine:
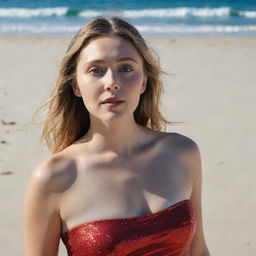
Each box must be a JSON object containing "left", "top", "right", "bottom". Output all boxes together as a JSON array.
[{"left": 24, "top": 17, "right": 210, "bottom": 256}]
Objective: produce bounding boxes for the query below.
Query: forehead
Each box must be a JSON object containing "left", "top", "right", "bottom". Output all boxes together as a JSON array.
[{"left": 78, "top": 34, "right": 142, "bottom": 63}]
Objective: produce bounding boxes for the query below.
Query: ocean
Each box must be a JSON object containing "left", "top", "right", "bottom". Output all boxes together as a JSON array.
[{"left": 0, "top": 0, "right": 256, "bottom": 36}]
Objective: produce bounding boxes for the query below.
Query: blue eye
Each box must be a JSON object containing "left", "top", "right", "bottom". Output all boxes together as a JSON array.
[
  {"left": 89, "top": 67, "right": 105, "bottom": 74},
  {"left": 119, "top": 65, "right": 133, "bottom": 72}
]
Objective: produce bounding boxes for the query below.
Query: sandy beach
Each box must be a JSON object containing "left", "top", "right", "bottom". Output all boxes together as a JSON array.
[{"left": 0, "top": 36, "right": 255, "bottom": 255}]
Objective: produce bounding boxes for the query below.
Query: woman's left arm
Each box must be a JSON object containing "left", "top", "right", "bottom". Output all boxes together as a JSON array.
[{"left": 187, "top": 141, "right": 210, "bottom": 256}]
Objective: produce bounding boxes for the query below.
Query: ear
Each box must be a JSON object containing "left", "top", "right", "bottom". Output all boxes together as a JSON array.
[
  {"left": 140, "top": 77, "right": 147, "bottom": 94},
  {"left": 72, "top": 80, "right": 82, "bottom": 97}
]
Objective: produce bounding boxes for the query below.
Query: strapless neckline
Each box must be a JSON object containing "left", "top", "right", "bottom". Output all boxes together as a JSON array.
[{"left": 62, "top": 198, "right": 191, "bottom": 236}]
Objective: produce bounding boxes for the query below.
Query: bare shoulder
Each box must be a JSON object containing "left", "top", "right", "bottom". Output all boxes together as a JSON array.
[
  {"left": 160, "top": 133, "right": 209, "bottom": 254},
  {"left": 162, "top": 131, "right": 200, "bottom": 154},
  {"left": 30, "top": 152, "right": 77, "bottom": 194},
  {"left": 24, "top": 152, "right": 78, "bottom": 255},
  {"left": 161, "top": 132, "right": 202, "bottom": 179}
]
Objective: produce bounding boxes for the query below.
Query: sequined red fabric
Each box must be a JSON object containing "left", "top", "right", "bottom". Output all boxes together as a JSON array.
[{"left": 61, "top": 199, "right": 196, "bottom": 256}]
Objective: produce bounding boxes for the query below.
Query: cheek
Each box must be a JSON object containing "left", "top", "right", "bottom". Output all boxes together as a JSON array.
[
  {"left": 75, "top": 78, "right": 102, "bottom": 113},
  {"left": 76, "top": 73, "right": 100, "bottom": 96},
  {"left": 76, "top": 71, "right": 90, "bottom": 89},
  {"left": 122, "top": 71, "right": 144, "bottom": 91}
]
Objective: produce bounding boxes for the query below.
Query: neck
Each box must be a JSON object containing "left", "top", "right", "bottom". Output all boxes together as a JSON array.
[{"left": 81, "top": 115, "right": 150, "bottom": 157}]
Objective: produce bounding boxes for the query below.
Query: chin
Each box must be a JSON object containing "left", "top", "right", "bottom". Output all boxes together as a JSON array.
[{"left": 101, "top": 111, "right": 131, "bottom": 122}]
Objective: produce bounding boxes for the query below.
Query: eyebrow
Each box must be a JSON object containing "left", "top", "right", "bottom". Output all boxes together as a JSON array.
[{"left": 84, "top": 57, "right": 138, "bottom": 67}]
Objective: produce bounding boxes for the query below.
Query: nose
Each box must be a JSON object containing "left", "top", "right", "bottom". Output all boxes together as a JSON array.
[{"left": 103, "top": 68, "right": 120, "bottom": 91}]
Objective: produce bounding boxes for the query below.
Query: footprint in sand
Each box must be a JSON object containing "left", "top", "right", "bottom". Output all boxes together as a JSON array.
[
  {"left": 0, "top": 171, "right": 13, "bottom": 175},
  {"left": 1, "top": 140, "right": 10, "bottom": 145},
  {"left": 1, "top": 119, "right": 16, "bottom": 125}
]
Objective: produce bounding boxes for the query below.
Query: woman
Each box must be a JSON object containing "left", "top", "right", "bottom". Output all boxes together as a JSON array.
[{"left": 24, "top": 17, "right": 210, "bottom": 256}]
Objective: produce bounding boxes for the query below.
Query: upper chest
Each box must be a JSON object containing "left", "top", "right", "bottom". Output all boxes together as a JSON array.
[{"left": 59, "top": 135, "right": 194, "bottom": 230}]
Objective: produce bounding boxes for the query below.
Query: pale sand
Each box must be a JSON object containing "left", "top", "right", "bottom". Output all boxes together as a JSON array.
[{"left": 0, "top": 36, "right": 255, "bottom": 255}]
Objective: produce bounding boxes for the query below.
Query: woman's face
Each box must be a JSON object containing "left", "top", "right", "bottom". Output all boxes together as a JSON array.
[{"left": 74, "top": 34, "right": 147, "bottom": 122}]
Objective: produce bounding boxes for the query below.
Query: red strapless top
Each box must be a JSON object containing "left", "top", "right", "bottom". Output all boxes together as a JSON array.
[{"left": 61, "top": 199, "right": 196, "bottom": 256}]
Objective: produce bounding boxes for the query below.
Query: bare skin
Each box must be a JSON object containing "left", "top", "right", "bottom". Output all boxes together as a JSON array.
[
  {"left": 24, "top": 34, "right": 210, "bottom": 255},
  {"left": 59, "top": 130, "right": 194, "bottom": 234}
]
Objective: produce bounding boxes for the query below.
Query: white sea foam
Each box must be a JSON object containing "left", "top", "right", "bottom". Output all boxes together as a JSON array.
[
  {"left": 123, "top": 7, "right": 231, "bottom": 18},
  {"left": 78, "top": 7, "right": 231, "bottom": 18},
  {"left": 240, "top": 11, "right": 256, "bottom": 18},
  {"left": 190, "top": 7, "right": 230, "bottom": 17},
  {"left": 123, "top": 8, "right": 188, "bottom": 18},
  {"left": 79, "top": 10, "right": 102, "bottom": 17},
  {"left": 0, "top": 24, "right": 80, "bottom": 33},
  {"left": 1, "top": 24, "right": 256, "bottom": 35},
  {"left": 0, "top": 7, "right": 68, "bottom": 18},
  {"left": 1, "top": 7, "right": 256, "bottom": 19},
  {"left": 137, "top": 25, "right": 256, "bottom": 34}
]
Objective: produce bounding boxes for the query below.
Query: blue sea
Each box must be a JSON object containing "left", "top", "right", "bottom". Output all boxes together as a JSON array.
[{"left": 0, "top": 0, "right": 256, "bottom": 36}]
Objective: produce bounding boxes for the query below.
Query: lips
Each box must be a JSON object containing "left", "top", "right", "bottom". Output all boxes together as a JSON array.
[{"left": 101, "top": 97, "right": 124, "bottom": 104}]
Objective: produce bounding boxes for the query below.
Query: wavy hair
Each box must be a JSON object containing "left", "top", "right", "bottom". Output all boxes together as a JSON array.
[{"left": 37, "top": 16, "right": 172, "bottom": 154}]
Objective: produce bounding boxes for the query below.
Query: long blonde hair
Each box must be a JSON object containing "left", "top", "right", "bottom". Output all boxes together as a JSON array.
[{"left": 38, "top": 16, "right": 172, "bottom": 154}]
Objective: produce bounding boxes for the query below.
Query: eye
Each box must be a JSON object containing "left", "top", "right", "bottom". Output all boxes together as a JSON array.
[
  {"left": 119, "top": 64, "right": 133, "bottom": 72},
  {"left": 89, "top": 67, "right": 105, "bottom": 75}
]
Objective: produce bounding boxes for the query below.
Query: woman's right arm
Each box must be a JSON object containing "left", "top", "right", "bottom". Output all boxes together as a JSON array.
[{"left": 23, "top": 160, "right": 62, "bottom": 256}]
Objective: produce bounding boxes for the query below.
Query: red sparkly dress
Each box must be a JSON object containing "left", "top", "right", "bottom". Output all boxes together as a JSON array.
[{"left": 61, "top": 199, "right": 196, "bottom": 256}]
